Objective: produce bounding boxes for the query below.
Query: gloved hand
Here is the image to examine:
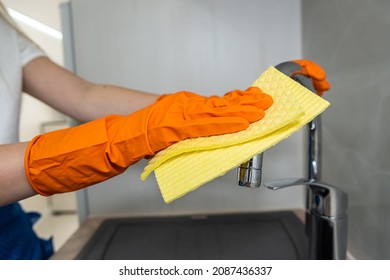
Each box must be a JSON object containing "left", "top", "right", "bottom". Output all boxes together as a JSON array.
[
  {"left": 25, "top": 88, "right": 273, "bottom": 196},
  {"left": 292, "top": 59, "right": 331, "bottom": 96}
]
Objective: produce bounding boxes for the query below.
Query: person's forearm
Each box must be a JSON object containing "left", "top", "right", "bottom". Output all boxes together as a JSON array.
[
  {"left": 0, "top": 142, "right": 37, "bottom": 206},
  {"left": 23, "top": 57, "right": 159, "bottom": 123},
  {"left": 79, "top": 84, "right": 159, "bottom": 122}
]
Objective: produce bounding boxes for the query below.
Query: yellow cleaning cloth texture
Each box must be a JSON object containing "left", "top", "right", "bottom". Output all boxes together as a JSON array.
[{"left": 141, "top": 66, "right": 330, "bottom": 203}]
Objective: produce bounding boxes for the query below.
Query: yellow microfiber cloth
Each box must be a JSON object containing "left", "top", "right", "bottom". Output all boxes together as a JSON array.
[{"left": 141, "top": 66, "right": 330, "bottom": 203}]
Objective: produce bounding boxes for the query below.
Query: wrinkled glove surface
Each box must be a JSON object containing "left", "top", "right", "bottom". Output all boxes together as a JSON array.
[{"left": 25, "top": 88, "right": 273, "bottom": 196}]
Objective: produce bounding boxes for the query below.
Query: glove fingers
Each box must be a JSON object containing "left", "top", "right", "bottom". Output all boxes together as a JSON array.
[
  {"left": 148, "top": 117, "right": 250, "bottom": 152},
  {"left": 187, "top": 86, "right": 271, "bottom": 122},
  {"left": 186, "top": 103, "right": 266, "bottom": 123},
  {"left": 187, "top": 87, "right": 272, "bottom": 121},
  {"left": 223, "top": 87, "right": 273, "bottom": 108},
  {"left": 157, "top": 91, "right": 203, "bottom": 102},
  {"left": 224, "top": 86, "right": 261, "bottom": 98},
  {"left": 148, "top": 89, "right": 272, "bottom": 153},
  {"left": 293, "top": 59, "right": 326, "bottom": 81},
  {"left": 181, "top": 116, "right": 251, "bottom": 136},
  {"left": 292, "top": 59, "right": 331, "bottom": 96},
  {"left": 312, "top": 79, "right": 331, "bottom": 96}
]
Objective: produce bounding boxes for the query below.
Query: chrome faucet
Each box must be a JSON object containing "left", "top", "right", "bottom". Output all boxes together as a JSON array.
[{"left": 237, "top": 61, "right": 348, "bottom": 260}]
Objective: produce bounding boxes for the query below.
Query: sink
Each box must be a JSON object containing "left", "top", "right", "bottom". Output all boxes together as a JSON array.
[{"left": 73, "top": 211, "right": 308, "bottom": 260}]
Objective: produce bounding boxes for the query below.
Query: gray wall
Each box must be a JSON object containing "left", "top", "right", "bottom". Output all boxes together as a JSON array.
[
  {"left": 67, "top": 0, "right": 305, "bottom": 219},
  {"left": 303, "top": 0, "right": 390, "bottom": 259}
]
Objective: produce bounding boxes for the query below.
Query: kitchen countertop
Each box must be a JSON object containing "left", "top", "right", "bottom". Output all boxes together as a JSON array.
[{"left": 50, "top": 217, "right": 104, "bottom": 260}]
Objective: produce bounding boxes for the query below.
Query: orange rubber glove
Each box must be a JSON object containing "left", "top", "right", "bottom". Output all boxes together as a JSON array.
[
  {"left": 292, "top": 59, "right": 330, "bottom": 96},
  {"left": 25, "top": 88, "right": 273, "bottom": 196}
]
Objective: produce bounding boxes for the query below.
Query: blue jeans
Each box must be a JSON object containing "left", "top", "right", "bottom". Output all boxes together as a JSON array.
[{"left": 0, "top": 203, "right": 53, "bottom": 259}]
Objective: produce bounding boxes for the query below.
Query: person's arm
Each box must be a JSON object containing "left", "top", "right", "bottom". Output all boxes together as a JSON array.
[
  {"left": 22, "top": 56, "right": 159, "bottom": 122},
  {"left": 1, "top": 57, "right": 159, "bottom": 206},
  {"left": 0, "top": 142, "right": 36, "bottom": 205},
  {"left": 0, "top": 56, "right": 273, "bottom": 206}
]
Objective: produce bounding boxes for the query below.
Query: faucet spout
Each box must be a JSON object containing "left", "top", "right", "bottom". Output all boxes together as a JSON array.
[
  {"left": 236, "top": 61, "right": 307, "bottom": 188},
  {"left": 237, "top": 153, "right": 263, "bottom": 188}
]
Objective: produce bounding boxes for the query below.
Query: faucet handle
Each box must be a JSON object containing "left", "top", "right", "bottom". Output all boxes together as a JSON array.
[
  {"left": 264, "top": 177, "right": 307, "bottom": 190},
  {"left": 264, "top": 178, "right": 348, "bottom": 219}
]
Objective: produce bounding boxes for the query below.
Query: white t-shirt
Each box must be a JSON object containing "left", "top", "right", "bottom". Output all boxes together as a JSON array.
[{"left": 0, "top": 16, "right": 45, "bottom": 144}]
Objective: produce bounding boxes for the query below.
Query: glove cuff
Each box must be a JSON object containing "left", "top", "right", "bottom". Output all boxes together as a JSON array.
[{"left": 24, "top": 115, "right": 152, "bottom": 196}]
